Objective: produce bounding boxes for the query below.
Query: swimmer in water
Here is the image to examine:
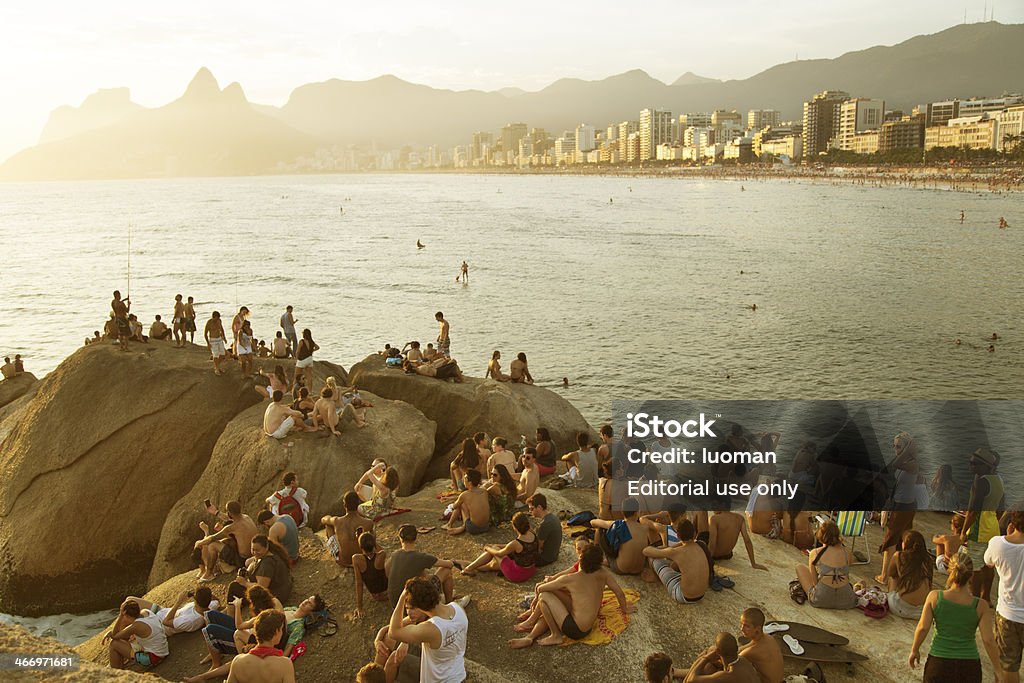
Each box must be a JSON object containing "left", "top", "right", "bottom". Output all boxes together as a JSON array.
[
  {"left": 988, "top": 345, "right": 995, "bottom": 353},
  {"left": 417, "top": 240, "right": 425, "bottom": 249},
  {"left": 748, "top": 304, "right": 757, "bottom": 312},
  {"left": 562, "top": 377, "right": 569, "bottom": 388},
  {"left": 954, "top": 338, "right": 962, "bottom": 346},
  {"left": 998, "top": 217, "right": 1008, "bottom": 229},
  {"left": 959, "top": 210, "right": 965, "bottom": 224},
  {"left": 990, "top": 333, "right": 1000, "bottom": 340},
  {"left": 340, "top": 206, "right": 344, "bottom": 214}
]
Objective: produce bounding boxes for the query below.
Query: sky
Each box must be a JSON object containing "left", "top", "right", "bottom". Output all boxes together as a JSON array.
[{"left": 1, "top": 0, "right": 1021, "bottom": 160}]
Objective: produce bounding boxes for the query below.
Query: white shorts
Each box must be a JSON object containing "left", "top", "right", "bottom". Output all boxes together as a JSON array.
[
  {"left": 296, "top": 356, "right": 314, "bottom": 369},
  {"left": 210, "top": 339, "right": 226, "bottom": 358},
  {"left": 936, "top": 554, "right": 949, "bottom": 574},
  {"left": 267, "top": 416, "right": 295, "bottom": 440}
]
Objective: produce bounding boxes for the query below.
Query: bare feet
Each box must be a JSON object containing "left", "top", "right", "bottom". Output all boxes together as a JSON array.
[
  {"left": 641, "top": 567, "right": 658, "bottom": 583},
  {"left": 538, "top": 633, "right": 564, "bottom": 646},
  {"left": 515, "top": 609, "right": 532, "bottom": 622},
  {"left": 874, "top": 574, "right": 885, "bottom": 584},
  {"left": 447, "top": 526, "right": 465, "bottom": 536},
  {"left": 508, "top": 637, "right": 534, "bottom": 649},
  {"left": 512, "top": 622, "right": 534, "bottom": 633}
]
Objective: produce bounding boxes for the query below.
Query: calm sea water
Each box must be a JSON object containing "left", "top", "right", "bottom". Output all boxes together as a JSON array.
[{"left": 0, "top": 173, "right": 1021, "bottom": 426}]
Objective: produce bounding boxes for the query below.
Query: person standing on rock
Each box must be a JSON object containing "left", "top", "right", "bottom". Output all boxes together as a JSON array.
[
  {"left": 111, "top": 290, "right": 131, "bottom": 352},
  {"left": 435, "top": 311, "right": 450, "bottom": 357},
  {"left": 294, "top": 328, "right": 319, "bottom": 387},
  {"left": 231, "top": 306, "right": 249, "bottom": 357},
  {"left": 204, "top": 311, "right": 228, "bottom": 376},
  {"left": 184, "top": 296, "right": 197, "bottom": 344},
  {"left": 280, "top": 305, "right": 298, "bottom": 352},
  {"left": 172, "top": 294, "right": 186, "bottom": 347}
]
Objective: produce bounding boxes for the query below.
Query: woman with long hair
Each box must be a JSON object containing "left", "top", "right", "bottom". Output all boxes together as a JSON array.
[
  {"left": 885, "top": 530, "right": 934, "bottom": 619},
  {"left": 485, "top": 464, "right": 518, "bottom": 527},
  {"left": 793, "top": 521, "right": 856, "bottom": 609},
  {"left": 294, "top": 328, "right": 319, "bottom": 386},
  {"left": 908, "top": 552, "right": 1000, "bottom": 682},
  {"left": 451, "top": 437, "right": 480, "bottom": 490},
  {"left": 878, "top": 431, "right": 921, "bottom": 584},
  {"left": 352, "top": 532, "right": 388, "bottom": 618},
  {"left": 534, "top": 427, "right": 557, "bottom": 476},
  {"left": 355, "top": 464, "right": 399, "bottom": 520},
  {"left": 486, "top": 350, "right": 510, "bottom": 381},
  {"left": 929, "top": 464, "right": 963, "bottom": 512},
  {"left": 256, "top": 364, "right": 291, "bottom": 400},
  {"left": 455, "top": 512, "right": 538, "bottom": 582}
]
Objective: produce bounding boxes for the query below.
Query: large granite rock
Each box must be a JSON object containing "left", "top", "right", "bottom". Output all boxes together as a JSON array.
[
  {"left": 0, "top": 343, "right": 260, "bottom": 615},
  {"left": 349, "top": 355, "right": 594, "bottom": 474},
  {"left": 0, "top": 372, "right": 37, "bottom": 411},
  {"left": 148, "top": 390, "right": 435, "bottom": 585}
]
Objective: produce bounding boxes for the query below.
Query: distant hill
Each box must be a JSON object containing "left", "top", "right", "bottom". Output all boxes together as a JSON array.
[
  {"left": 40, "top": 88, "right": 142, "bottom": 143},
  {"left": 4, "top": 22, "right": 1023, "bottom": 180},
  {"left": 1, "top": 69, "right": 318, "bottom": 181}
]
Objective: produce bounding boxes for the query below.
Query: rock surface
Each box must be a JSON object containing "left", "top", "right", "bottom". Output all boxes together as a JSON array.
[
  {"left": 349, "top": 355, "right": 594, "bottom": 474},
  {"left": 0, "top": 621, "right": 150, "bottom": 682},
  {"left": 0, "top": 372, "right": 38, "bottom": 410},
  {"left": 147, "top": 390, "right": 435, "bottom": 585},
  {"left": 0, "top": 343, "right": 260, "bottom": 615}
]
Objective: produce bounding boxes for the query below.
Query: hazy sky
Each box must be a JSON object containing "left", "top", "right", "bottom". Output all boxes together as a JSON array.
[{"left": 1, "top": 1, "right": 1020, "bottom": 160}]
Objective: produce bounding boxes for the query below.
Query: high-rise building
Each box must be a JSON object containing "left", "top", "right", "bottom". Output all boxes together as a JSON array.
[
  {"left": 925, "top": 116, "right": 997, "bottom": 151},
  {"left": 554, "top": 133, "right": 576, "bottom": 164},
  {"left": 618, "top": 120, "right": 639, "bottom": 147},
  {"left": 993, "top": 106, "right": 1024, "bottom": 152},
  {"left": 802, "top": 90, "right": 850, "bottom": 159},
  {"left": 500, "top": 123, "right": 528, "bottom": 159},
  {"left": 837, "top": 98, "right": 885, "bottom": 151},
  {"left": 679, "top": 113, "right": 712, "bottom": 130},
  {"left": 606, "top": 124, "right": 618, "bottom": 141},
  {"left": 625, "top": 131, "right": 641, "bottom": 163},
  {"left": 711, "top": 110, "right": 743, "bottom": 143},
  {"left": 878, "top": 115, "right": 925, "bottom": 153},
  {"left": 471, "top": 132, "right": 493, "bottom": 163},
  {"left": 639, "top": 109, "right": 674, "bottom": 160},
  {"left": 958, "top": 94, "right": 1024, "bottom": 118},
  {"left": 575, "top": 124, "right": 596, "bottom": 153},
  {"left": 747, "top": 109, "right": 781, "bottom": 131}
]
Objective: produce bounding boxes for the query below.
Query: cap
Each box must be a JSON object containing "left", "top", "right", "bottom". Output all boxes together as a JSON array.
[{"left": 970, "top": 447, "right": 999, "bottom": 468}]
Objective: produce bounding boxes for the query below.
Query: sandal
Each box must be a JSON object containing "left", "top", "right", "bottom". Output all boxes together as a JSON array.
[{"left": 789, "top": 580, "right": 807, "bottom": 605}]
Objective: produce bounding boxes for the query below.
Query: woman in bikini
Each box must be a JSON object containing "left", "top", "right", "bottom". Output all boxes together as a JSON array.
[
  {"left": 455, "top": 512, "right": 539, "bottom": 582},
  {"left": 793, "top": 520, "right": 856, "bottom": 609}
]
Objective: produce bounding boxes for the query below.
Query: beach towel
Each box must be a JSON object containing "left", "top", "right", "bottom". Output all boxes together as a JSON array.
[
  {"left": 562, "top": 588, "right": 640, "bottom": 647},
  {"left": 373, "top": 507, "right": 412, "bottom": 523}
]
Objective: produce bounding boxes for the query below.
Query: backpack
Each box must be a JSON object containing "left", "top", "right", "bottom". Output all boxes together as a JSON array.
[{"left": 274, "top": 487, "right": 304, "bottom": 526}]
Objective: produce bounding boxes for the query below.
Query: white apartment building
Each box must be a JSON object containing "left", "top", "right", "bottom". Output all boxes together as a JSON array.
[
  {"left": 575, "top": 124, "right": 596, "bottom": 153},
  {"left": 747, "top": 109, "right": 781, "bottom": 131},
  {"left": 837, "top": 98, "right": 884, "bottom": 151},
  {"left": 640, "top": 109, "right": 675, "bottom": 160}
]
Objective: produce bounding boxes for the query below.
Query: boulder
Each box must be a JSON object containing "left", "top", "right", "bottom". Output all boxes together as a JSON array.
[
  {"left": 148, "top": 389, "right": 435, "bottom": 585},
  {"left": 0, "top": 343, "right": 261, "bottom": 615},
  {"left": 0, "top": 372, "right": 37, "bottom": 410},
  {"left": 349, "top": 355, "right": 594, "bottom": 473}
]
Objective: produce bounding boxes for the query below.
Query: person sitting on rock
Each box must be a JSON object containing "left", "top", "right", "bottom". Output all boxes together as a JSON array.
[
  {"left": 508, "top": 543, "right": 631, "bottom": 648},
  {"left": 591, "top": 497, "right": 653, "bottom": 576},
  {"left": 257, "top": 510, "right": 300, "bottom": 565},
  {"left": 529, "top": 493, "right": 563, "bottom": 568},
  {"left": 126, "top": 586, "right": 220, "bottom": 635},
  {"left": 194, "top": 500, "right": 259, "bottom": 582},
  {"left": 422, "top": 343, "right": 439, "bottom": 361},
  {"left": 516, "top": 448, "right": 540, "bottom": 503},
  {"left": 484, "top": 464, "right": 518, "bottom": 528},
  {"left": 642, "top": 519, "right": 713, "bottom": 604},
  {"left": 353, "top": 531, "right": 389, "bottom": 619},
  {"left": 486, "top": 350, "right": 510, "bottom": 381},
  {"left": 128, "top": 313, "right": 147, "bottom": 342},
  {"left": 255, "top": 365, "right": 291, "bottom": 402},
  {"left": 312, "top": 386, "right": 342, "bottom": 436},
  {"left": 271, "top": 331, "right": 291, "bottom": 359},
  {"left": 450, "top": 437, "right": 480, "bottom": 491},
  {"left": 456, "top": 511, "right": 539, "bottom": 582},
  {"left": 257, "top": 340, "right": 272, "bottom": 358},
  {"left": 708, "top": 510, "right": 768, "bottom": 571},
  {"left": 402, "top": 340, "right": 424, "bottom": 363},
  {"left": 561, "top": 432, "right": 599, "bottom": 488},
  {"left": 644, "top": 652, "right": 674, "bottom": 683},
  {"left": 0, "top": 357, "right": 14, "bottom": 379},
  {"left": 386, "top": 524, "right": 467, "bottom": 608},
  {"left": 322, "top": 490, "right": 373, "bottom": 568},
  {"left": 446, "top": 469, "right": 490, "bottom": 536},
  {"left": 513, "top": 537, "right": 590, "bottom": 635},
  {"left": 487, "top": 437, "right": 517, "bottom": 475},
  {"left": 263, "top": 390, "right": 312, "bottom": 440},
  {"left": 355, "top": 463, "right": 399, "bottom": 520},
  {"left": 387, "top": 577, "right": 469, "bottom": 683},
  {"left": 235, "top": 535, "right": 294, "bottom": 603},
  {"left": 225, "top": 610, "right": 295, "bottom": 683},
  {"left": 290, "top": 386, "right": 316, "bottom": 419},
  {"left": 679, "top": 632, "right": 761, "bottom": 682},
  {"left": 149, "top": 314, "right": 172, "bottom": 340},
  {"left": 737, "top": 607, "right": 784, "bottom": 683},
  {"left": 265, "top": 471, "right": 310, "bottom": 527},
  {"left": 190, "top": 585, "right": 284, "bottom": 681},
  {"left": 104, "top": 598, "right": 169, "bottom": 669},
  {"left": 509, "top": 352, "right": 534, "bottom": 384}
]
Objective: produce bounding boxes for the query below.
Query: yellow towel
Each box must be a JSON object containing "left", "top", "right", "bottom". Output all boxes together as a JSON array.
[{"left": 563, "top": 589, "right": 641, "bottom": 646}]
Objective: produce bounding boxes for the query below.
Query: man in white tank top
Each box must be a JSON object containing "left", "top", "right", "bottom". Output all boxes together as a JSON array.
[
  {"left": 105, "top": 598, "right": 170, "bottom": 669},
  {"left": 387, "top": 576, "right": 468, "bottom": 683}
]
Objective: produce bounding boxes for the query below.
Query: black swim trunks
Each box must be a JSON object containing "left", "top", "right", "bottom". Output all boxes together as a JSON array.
[
  {"left": 219, "top": 537, "right": 245, "bottom": 567},
  {"left": 561, "top": 614, "right": 592, "bottom": 641}
]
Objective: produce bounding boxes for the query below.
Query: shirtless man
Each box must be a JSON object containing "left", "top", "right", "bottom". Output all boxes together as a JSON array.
[
  {"left": 0, "top": 358, "right": 14, "bottom": 379},
  {"left": 596, "top": 424, "right": 622, "bottom": 467},
  {"left": 474, "top": 432, "right": 492, "bottom": 477},
  {"left": 172, "top": 294, "right": 186, "bottom": 347},
  {"left": 322, "top": 491, "right": 373, "bottom": 568},
  {"left": 204, "top": 311, "right": 228, "bottom": 376},
  {"left": 509, "top": 353, "right": 534, "bottom": 384},
  {"left": 643, "top": 519, "right": 712, "bottom": 604},
  {"left": 264, "top": 391, "right": 312, "bottom": 440},
  {"left": 423, "top": 343, "right": 438, "bottom": 361},
  {"left": 312, "top": 387, "right": 341, "bottom": 436},
  {"left": 226, "top": 610, "right": 295, "bottom": 683},
  {"left": 708, "top": 511, "right": 768, "bottom": 570},
  {"left": 111, "top": 290, "right": 131, "bottom": 352},
  {"left": 272, "top": 331, "right": 290, "bottom": 359},
  {"left": 738, "top": 608, "right": 784, "bottom": 683},
  {"left": 681, "top": 632, "right": 761, "bottom": 683},
  {"left": 590, "top": 498, "right": 652, "bottom": 575},
  {"left": 517, "top": 449, "right": 540, "bottom": 502},
  {"left": 184, "top": 296, "right": 197, "bottom": 343},
  {"left": 446, "top": 470, "right": 490, "bottom": 535},
  {"left": 149, "top": 315, "right": 171, "bottom": 340},
  {"left": 435, "top": 311, "right": 450, "bottom": 357},
  {"left": 403, "top": 341, "right": 423, "bottom": 363},
  {"left": 403, "top": 357, "right": 465, "bottom": 382},
  {"left": 460, "top": 261, "right": 469, "bottom": 283},
  {"left": 194, "top": 501, "right": 259, "bottom": 581},
  {"left": 508, "top": 544, "right": 632, "bottom": 648}
]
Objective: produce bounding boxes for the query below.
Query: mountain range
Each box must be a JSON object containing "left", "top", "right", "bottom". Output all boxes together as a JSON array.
[{"left": 3, "top": 21, "right": 1022, "bottom": 180}]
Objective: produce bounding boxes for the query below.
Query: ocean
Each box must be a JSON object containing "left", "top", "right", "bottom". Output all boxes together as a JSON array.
[{"left": 0, "top": 172, "right": 1021, "bottom": 638}]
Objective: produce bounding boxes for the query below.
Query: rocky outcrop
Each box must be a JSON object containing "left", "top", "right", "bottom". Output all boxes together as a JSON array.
[
  {"left": 148, "top": 390, "right": 435, "bottom": 585},
  {"left": 0, "top": 372, "right": 37, "bottom": 410},
  {"left": 349, "top": 355, "right": 594, "bottom": 472},
  {"left": 0, "top": 344, "right": 261, "bottom": 616}
]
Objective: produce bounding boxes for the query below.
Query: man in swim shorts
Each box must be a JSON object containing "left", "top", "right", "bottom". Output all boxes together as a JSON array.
[
  {"left": 642, "top": 519, "right": 712, "bottom": 605},
  {"left": 446, "top": 470, "right": 490, "bottom": 536},
  {"left": 508, "top": 544, "right": 632, "bottom": 648},
  {"left": 204, "top": 311, "right": 228, "bottom": 376},
  {"left": 264, "top": 390, "right": 311, "bottom": 439},
  {"left": 435, "top": 311, "right": 450, "bottom": 357}
]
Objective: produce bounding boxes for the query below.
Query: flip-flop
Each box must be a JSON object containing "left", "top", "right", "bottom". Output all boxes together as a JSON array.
[
  {"left": 716, "top": 576, "right": 735, "bottom": 589},
  {"left": 711, "top": 578, "right": 723, "bottom": 592},
  {"left": 763, "top": 622, "right": 790, "bottom": 635},
  {"left": 782, "top": 634, "right": 805, "bottom": 655},
  {"left": 452, "top": 561, "right": 465, "bottom": 571},
  {"left": 789, "top": 580, "right": 807, "bottom": 605},
  {"left": 319, "top": 619, "right": 338, "bottom": 637},
  {"left": 416, "top": 526, "right": 436, "bottom": 534}
]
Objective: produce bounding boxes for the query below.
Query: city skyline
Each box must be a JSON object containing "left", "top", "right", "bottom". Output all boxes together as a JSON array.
[{"left": 2, "top": 1, "right": 1022, "bottom": 159}]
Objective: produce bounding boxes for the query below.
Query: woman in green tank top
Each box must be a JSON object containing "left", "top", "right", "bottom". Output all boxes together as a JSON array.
[{"left": 908, "top": 552, "right": 1001, "bottom": 682}]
